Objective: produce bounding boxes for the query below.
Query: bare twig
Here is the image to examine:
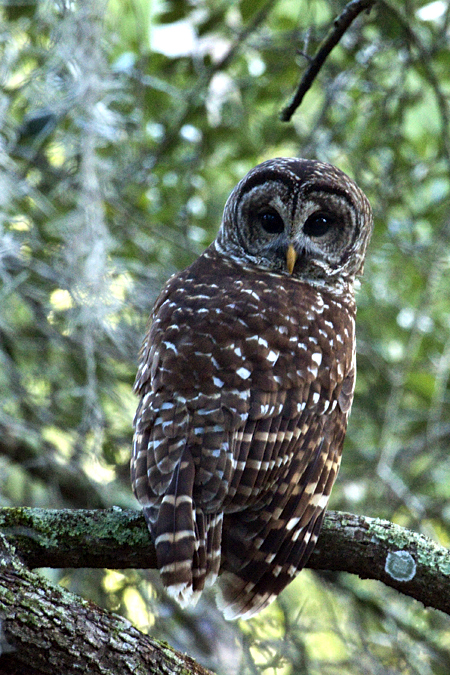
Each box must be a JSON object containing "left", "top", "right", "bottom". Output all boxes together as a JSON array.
[{"left": 280, "top": 0, "right": 377, "bottom": 121}]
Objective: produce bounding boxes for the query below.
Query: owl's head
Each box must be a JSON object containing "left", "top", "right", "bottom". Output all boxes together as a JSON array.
[{"left": 216, "top": 158, "right": 373, "bottom": 289}]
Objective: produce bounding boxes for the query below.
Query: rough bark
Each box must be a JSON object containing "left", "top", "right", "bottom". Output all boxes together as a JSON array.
[{"left": 0, "top": 533, "right": 213, "bottom": 675}]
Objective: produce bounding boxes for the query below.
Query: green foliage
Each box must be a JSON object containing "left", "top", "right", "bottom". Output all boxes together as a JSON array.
[{"left": 1, "top": 0, "right": 450, "bottom": 673}]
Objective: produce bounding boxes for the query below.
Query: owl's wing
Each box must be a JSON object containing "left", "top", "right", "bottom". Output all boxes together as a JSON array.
[
  {"left": 132, "top": 372, "right": 350, "bottom": 617},
  {"left": 132, "top": 257, "right": 356, "bottom": 615},
  {"left": 217, "top": 377, "right": 352, "bottom": 620}
]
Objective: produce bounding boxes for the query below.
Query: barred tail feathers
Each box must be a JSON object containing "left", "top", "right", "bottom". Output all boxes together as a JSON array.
[
  {"left": 217, "top": 437, "right": 339, "bottom": 620},
  {"left": 217, "top": 508, "right": 325, "bottom": 620},
  {"left": 144, "top": 448, "right": 223, "bottom": 607}
]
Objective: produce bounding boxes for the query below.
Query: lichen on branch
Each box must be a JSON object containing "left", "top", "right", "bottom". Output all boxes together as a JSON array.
[{"left": 1, "top": 507, "right": 450, "bottom": 616}]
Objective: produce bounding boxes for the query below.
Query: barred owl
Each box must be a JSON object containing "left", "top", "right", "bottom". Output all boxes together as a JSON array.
[{"left": 132, "top": 157, "right": 373, "bottom": 620}]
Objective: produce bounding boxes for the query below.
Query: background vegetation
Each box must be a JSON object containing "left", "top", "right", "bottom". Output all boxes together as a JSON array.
[{"left": 1, "top": 0, "right": 450, "bottom": 672}]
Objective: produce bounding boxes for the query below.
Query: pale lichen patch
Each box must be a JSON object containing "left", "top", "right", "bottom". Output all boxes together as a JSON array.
[{"left": 385, "top": 550, "right": 416, "bottom": 582}]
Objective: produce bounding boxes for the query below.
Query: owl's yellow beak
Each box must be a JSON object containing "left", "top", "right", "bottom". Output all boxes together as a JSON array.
[{"left": 286, "top": 244, "right": 297, "bottom": 275}]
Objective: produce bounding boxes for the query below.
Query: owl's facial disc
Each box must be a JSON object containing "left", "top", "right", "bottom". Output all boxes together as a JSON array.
[
  {"left": 217, "top": 158, "right": 373, "bottom": 282},
  {"left": 236, "top": 188, "right": 345, "bottom": 278}
]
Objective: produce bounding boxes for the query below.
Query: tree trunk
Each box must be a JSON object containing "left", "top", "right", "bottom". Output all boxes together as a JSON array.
[{"left": 0, "top": 534, "right": 213, "bottom": 675}]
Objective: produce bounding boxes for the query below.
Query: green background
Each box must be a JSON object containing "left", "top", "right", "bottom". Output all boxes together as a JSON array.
[{"left": 1, "top": 0, "right": 450, "bottom": 672}]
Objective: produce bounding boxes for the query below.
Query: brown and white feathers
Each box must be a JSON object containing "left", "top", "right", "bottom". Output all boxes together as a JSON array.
[{"left": 131, "top": 157, "right": 373, "bottom": 620}]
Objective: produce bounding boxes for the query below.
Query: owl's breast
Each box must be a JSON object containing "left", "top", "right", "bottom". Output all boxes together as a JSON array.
[{"left": 135, "top": 251, "right": 355, "bottom": 420}]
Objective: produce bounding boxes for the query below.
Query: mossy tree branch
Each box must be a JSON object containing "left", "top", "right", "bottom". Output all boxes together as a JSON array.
[{"left": 1, "top": 507, "right": 450, "bottom": 615}]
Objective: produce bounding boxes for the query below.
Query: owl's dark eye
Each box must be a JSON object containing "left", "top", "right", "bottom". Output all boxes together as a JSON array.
[
  {"left": 257, "top": 208, "right": 285, "bottom": 234},
  {"left": 304, "top": 212, "right": 336, "bottom": 238}
]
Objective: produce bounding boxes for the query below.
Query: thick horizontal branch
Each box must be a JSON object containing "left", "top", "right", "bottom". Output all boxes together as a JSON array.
[
  {"left": 1, "top": 507, "right": 450, "bottom": 615},
  {"left": 280, "top": 0, "right": 376, "bottom": 121}
]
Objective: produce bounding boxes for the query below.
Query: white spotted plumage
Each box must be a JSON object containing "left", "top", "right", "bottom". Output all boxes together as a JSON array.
[{"left": 132, "top": 157, "right": 372, "bottom": 619}]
